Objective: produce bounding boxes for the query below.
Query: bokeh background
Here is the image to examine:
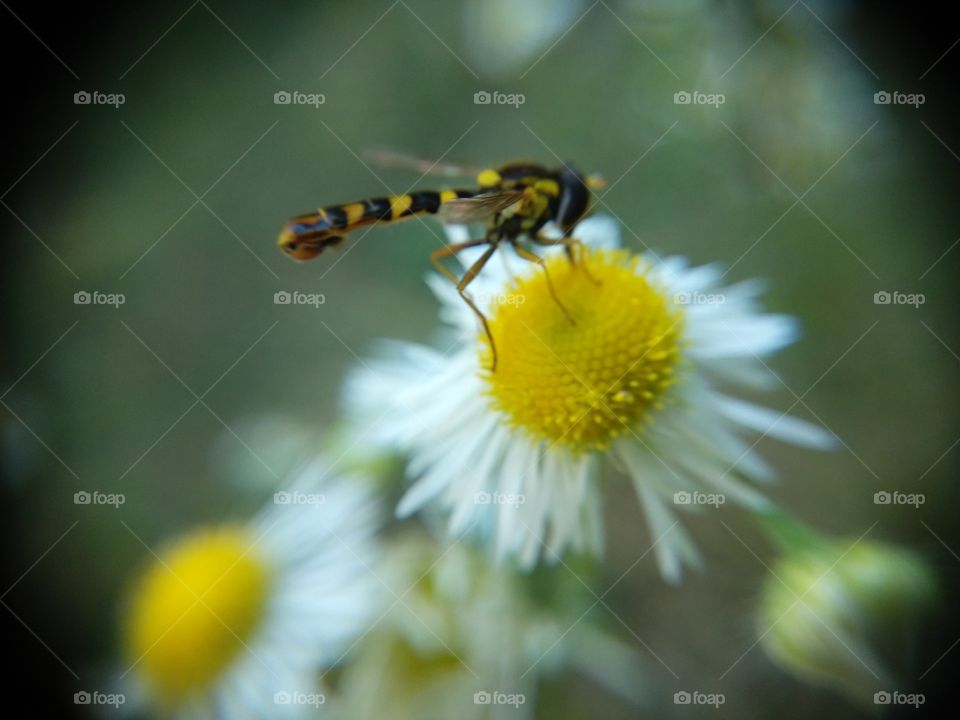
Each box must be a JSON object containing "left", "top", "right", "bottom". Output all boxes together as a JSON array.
[{"left": 2, "top": 0, "right": 958, "bottom": 716}]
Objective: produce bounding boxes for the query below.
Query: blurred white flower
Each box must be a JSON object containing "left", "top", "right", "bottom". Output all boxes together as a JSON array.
[
  {"left": 209, "top": 413, "right": 322, "bottom": 494},
  {"left": 333, "top": 532, "right": 649, "bottom": 720},
  {"left": 346, "top": 216, "right": 834, "bottom": 581},
  {"left": 463, "top": 0, "right": 588, "bottom": 76},
  {"left": 121, "top": 458, "right": 382, "bottom": 719}
]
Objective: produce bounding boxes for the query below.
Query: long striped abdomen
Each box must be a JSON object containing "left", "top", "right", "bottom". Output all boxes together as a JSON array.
[
  {"left": 278, "top": 189, "right": 477, "bottom": 261},
  {"left": 338, "top": 189, "right": 477, "bottom": 227}
]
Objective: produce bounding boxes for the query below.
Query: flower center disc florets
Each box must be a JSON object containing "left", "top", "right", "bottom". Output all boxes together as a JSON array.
[
  {"left": 482, "top": 248, "right": 682, "bottom": 453},
  {"left": 125, "top": 527, "right": 272, "bottom": 698}
]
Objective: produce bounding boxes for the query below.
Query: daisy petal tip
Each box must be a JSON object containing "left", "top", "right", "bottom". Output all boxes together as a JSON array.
[
  {"left": 394, "top": 492, "right": 421, "bottom": 519},
  {"left": 576, "top": 214, "right": 622, "bottom": 249}
]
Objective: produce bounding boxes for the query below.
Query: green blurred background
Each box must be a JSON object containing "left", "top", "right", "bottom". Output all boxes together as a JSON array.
[{"left": 2, "top": 0, "right": 958, "bottom": 716}]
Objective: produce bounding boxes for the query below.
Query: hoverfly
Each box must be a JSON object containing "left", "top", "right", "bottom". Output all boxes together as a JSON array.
[{"left": 278, "top": 151, "right": 605, "bottom": 370}]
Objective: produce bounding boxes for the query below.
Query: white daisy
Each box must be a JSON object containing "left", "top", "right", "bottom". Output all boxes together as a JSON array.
[
  {"left": 121, "top": 457, "right": 381, "bottom": 719},
  {"left": 346, "top": 216, "right": 834, "bottom": 582},
  {"left": 333, "top": 531, "right": 648, "bottom": 720}
]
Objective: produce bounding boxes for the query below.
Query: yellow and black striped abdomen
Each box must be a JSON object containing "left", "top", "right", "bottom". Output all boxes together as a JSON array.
[{"left": 278, "top": 189, "right": 476, "bottom": 260}]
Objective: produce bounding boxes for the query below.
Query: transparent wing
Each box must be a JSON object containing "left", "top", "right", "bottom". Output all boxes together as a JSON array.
[
  {"left": 437, "top": 189, "right": 526, "bottom": 224},
  {"left": 364, "top": 148, "right": 484, "bottom": 178}
]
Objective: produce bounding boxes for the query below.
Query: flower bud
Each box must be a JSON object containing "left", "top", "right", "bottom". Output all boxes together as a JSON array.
[{"left": 759, "top": 525, "right": 936, "bottom": 707}]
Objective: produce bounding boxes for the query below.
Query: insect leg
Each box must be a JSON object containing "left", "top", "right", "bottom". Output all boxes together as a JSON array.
[
  {"left": 429, "top": 239, "right": 487, "bottom": 285},
  {"left": 531, "top": 232, "right": 601, "bottom": 286},
  {"left": 429, "top": 240, "right": 500, "bottom": 371},
  {"left": 511, "top": 244, "right": 576, "bottom": 326}
]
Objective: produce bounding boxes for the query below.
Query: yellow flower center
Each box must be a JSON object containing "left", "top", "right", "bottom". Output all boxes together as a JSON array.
[
  {"left": 482, "top": 248, "right": 682, "bottom": 453},
  {"left": 125, "top": 526, "right": 272, "bottom": 699}
]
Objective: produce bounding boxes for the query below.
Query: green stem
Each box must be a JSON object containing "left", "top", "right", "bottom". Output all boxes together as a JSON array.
[{"left": 753, "top": 507, "right": 831, "bottom": 555}]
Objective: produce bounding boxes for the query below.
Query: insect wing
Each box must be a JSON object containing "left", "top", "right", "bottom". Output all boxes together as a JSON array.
[
  {"left": 437, "top": 189, "right": 526, "bottom": 224},
  {"left": 364, "top": 148, "right": 483, "bottom": 179}
]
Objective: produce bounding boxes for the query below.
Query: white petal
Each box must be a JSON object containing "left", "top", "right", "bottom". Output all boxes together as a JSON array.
[
  {"left": 571, "top": 214, "right": 622, "bottom": 249},
  {"left": 686, "top": 314, "right": 799, "bottom": 358},
  {"left": 633, "top": 480, "right": 701, "bottom": 584},
  {"left": 714, "top": 396, "right": 838, "bottom": 449}
]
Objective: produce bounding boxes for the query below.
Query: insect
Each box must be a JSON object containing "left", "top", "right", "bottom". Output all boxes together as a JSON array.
[{"left": 278, "top": 151, "right": 605, "bottom": 370}]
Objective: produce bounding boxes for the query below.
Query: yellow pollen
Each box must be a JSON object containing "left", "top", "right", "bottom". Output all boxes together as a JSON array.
[
  {"left": 482, "top": 248, "right": 683, "bottom": 453},
  {"left": 124, "top": 526, "right": 272, "bottom": 699}
]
